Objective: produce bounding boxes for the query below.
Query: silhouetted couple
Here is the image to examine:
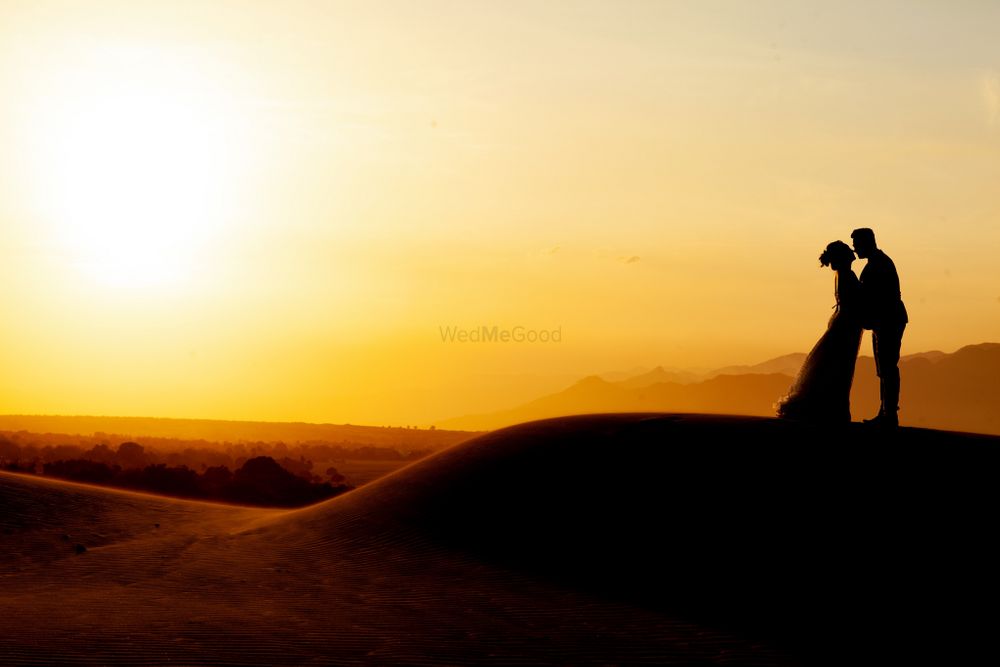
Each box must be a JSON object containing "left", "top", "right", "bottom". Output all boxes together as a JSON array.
[{"left": 776, "top": 228, "right": 907, "bottom": 427}]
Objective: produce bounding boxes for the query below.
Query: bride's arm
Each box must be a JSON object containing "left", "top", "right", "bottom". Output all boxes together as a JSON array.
[{"left": 840, "top": 271, "right": 867, "bottom": 321}]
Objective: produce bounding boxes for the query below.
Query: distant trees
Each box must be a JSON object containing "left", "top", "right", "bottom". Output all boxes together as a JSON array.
[
  {"left": 1, "top": 432, "right": 428, "bottom": 472},
  {"left": 34, "top": 456, "right": 351, "bottom": 508},
  {"left": 115, "top": 441, "right": 149, "bottom": 468},
  {"left": 0, "top": 428, "right": 444, "bottom": 506},
  {"left": 43, "top": 459, "right": 119, "bottom": 484},
  {"left": 0, "top": 436, "right": 20, "bottom": 463},
  {"left": 0, "top": 431, "right": 431, "bottom": 488},
  {"left": 227, "top": 456, "right": 344, "bottom": 506}
]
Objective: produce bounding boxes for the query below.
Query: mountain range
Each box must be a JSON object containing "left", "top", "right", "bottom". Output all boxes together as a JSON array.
[{"left": 439, "top": 343, "right": 1000, "bottom": 435}]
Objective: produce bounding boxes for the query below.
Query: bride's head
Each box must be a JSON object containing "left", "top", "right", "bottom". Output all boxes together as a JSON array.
[{"left": 819, "top": 241, "right": 855, "bottom": 271}]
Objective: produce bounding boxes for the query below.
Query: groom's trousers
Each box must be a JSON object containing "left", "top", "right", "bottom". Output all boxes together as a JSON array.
[{"left": 873, "top": 323, "right": 906, "bottom": 416}]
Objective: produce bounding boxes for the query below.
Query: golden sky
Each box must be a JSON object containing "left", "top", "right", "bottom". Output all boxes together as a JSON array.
[{"left": 2, "top": 1, "right": 999, "bottom": 425}]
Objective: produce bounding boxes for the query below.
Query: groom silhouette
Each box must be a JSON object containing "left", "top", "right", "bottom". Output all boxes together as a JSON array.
[{"left": 851, "top": 228, "right": 908, "bottom": 427}]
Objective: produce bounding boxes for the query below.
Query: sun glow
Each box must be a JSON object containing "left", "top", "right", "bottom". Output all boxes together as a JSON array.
[{"left": 25, "top": 47, "right": 249, "bottom": 288}]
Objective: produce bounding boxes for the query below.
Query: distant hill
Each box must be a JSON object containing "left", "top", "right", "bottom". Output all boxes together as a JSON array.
[
  {"left": 892, "top": 343, "right": 1000, "bottom": 434},
  {"left": 614, "top": 366, "right": 702, "bottom": 388},
  {"left": 707, "top": 353, "right": 807, "bottom": 379},
  {"left": 440, "top": 343, "right": 1000, "bottom": 435},
  {"left": 439, "top": 373, "right": 794, "bottom": 430}
]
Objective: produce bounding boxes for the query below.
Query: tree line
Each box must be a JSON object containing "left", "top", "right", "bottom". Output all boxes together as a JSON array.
[{"left": 0, "top": 435, "right": 362, "bottom": 508}]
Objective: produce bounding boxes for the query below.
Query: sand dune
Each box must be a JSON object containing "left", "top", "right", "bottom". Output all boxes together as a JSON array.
[{"left": 3, "top": 413, "right": 999, "bottom": 664}]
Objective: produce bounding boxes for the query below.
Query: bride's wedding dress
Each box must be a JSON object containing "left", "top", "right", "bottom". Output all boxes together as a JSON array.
[{"left": 776, "top": 269, "right": 864, "bottom": 423}]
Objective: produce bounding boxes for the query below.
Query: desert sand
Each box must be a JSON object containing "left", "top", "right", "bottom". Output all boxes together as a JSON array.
[{"left": 2, "top": 413, "right": 998, "bottom": 665}]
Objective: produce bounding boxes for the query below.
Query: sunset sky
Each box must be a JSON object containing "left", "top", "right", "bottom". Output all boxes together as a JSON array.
[{"left": 2, "top": 1, "right": 999, "bottom": 425}]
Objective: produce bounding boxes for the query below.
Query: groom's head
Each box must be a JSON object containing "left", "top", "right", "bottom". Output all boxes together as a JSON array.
[{"left": 851, "top": 228, "right": 877, "bottom": 259}]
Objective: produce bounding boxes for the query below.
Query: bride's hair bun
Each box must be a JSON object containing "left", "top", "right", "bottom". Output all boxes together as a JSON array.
[{"left": 820, "top": 240, "right": 854, "bottom": 267}]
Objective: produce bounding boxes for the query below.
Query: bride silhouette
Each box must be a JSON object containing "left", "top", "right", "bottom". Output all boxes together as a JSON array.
[{"left": 776, "top": 241, "right": 863, "bottom": 423}]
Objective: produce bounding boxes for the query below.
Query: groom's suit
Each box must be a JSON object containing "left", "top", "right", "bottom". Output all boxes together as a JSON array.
[{"left": 859, "top": 249, "right": 908, "bottom": 419}]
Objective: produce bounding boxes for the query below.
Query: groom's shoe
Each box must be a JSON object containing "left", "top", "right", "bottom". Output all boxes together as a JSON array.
[
  {"left": 863, "top": 410, "right": 883, "bottom": 425},
  {"left": 863, "top": 413, "right": 899, "bottom": 428}
]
